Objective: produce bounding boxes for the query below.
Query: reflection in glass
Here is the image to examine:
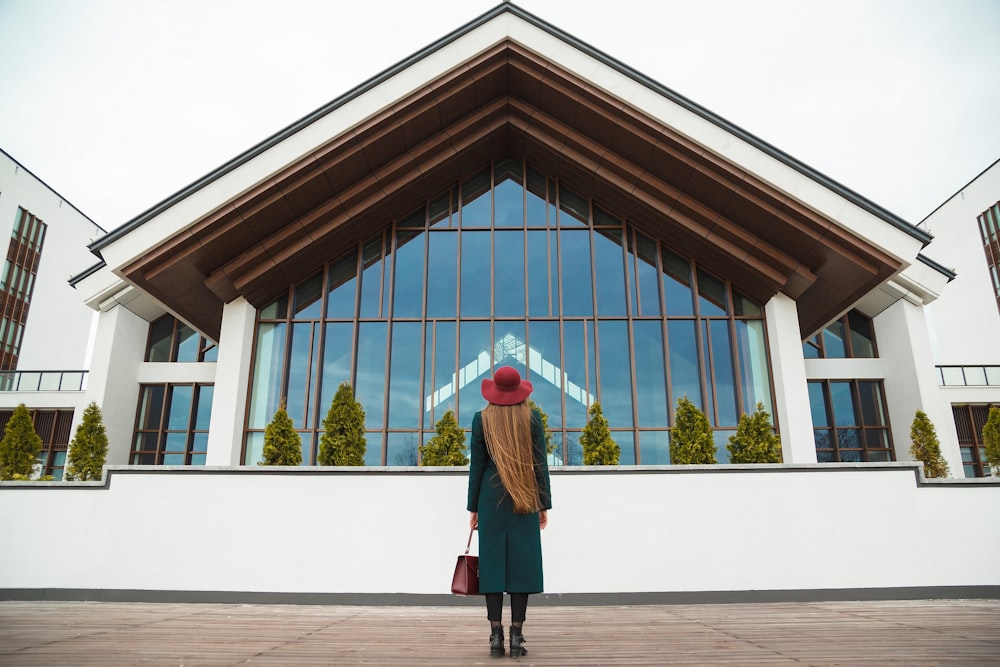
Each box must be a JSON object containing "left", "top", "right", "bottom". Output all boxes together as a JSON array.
[
  {"left": 388, "top": 322, "right": 423, "bottom": 429},
  {"left": 697, "top": 269, "right": 727, "bottom": 317},
  {"left": 632, "top": 232, "right": 660, "bottom": 316},
  {"left": 494, "top": 174, "right": 524, "bottom": 228},
  {"left": 426, "top": 233, "right": 457, "bottom": 318},
  {"left": 494, "top": 231, "right": 525, "bottom": 316},
  {"left": 320, "top": 322, "right": 353, "bottom": 412},
  {"left": 822, "top": 319, "right": 846, "bottom": 358},
  {"left": 527, "top": 320, "right": 563, "bottom": 428},
  {"left": 598, "top": 320, "right": 633, "bottom": 427},
  {"left": 461, "top": 169, "right": 491, "bottom": 227},
  {"left": 668, "top": 320, "right": 701, "bottom": 412},
  {"left": 708, "top": 320, "right": 737, "bottom": 427},
  {"left": 662, "top": 249, "right": 694, "bottom": 316},
  {"left": 458, "top": 321, "right": 491, "bottom": 426},
  {"left": 830, "top": 381, "right": 857, "bottom": 426},
  {"left": 563, "top": 320, "right": 597, "bottom": 428},
  {"left": 461, "top": 231, "right": 490, "bottom": 317},
  {"left": 616, "top": 431, "right": 636, "bottom": 465},
  {"left": 560, "top": 230, "right": 593, "bottom": 316},
  {"left": 359, "top": 236, "right": 384, "bottom": 318},
  {"left": 393, "top": 231, "right": 426, "bottom": 318},
  {"left": 286, "top": 322, "right": 314, "bottom": 427},
  {"left": 356, "top": 322, "right": 387, "bottom": 430},
  {"left": 808, "top": 382, "right": 828, "bottom": 427},
  {"left": 327, "top": 252, "right": 358, "bottom": 318},
  {"left": 387, "top": 432, "right": 420, "bottom": 466},
  {"left": 526, "top": 230, "right": 552, "bottom": 316},
  {"left": 594, "top": 228, "right": 627, "bottom": 316},
  {"left": 848, "top": 311, "right": 876, "bottom": 357},
  {"left": 246, "top": 160, "right": 775, "bottom": 467},
  {"left": 176, "top": 322, "right": 200, "bottom": 362},
  {"left": 294, "top": 274, "right": 323, "bottom": 319}
]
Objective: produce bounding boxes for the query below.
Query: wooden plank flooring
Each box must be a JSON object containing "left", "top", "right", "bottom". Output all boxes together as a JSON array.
[{"left": 0, "top": 599, "right": 998, "bottom": 665}]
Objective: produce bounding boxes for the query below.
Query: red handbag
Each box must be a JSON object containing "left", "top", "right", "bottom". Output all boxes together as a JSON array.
[{"left": 451, "top": 527, "right": 480, "bottom": 595}]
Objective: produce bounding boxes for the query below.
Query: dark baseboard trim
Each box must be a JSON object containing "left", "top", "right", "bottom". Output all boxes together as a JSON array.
[{"left": 2, "top": 586, "right": 998, "bottom": 606}]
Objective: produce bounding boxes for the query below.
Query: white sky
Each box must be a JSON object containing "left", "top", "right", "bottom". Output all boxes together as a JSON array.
[{"left": 0, "top": 0, "right": 998, "bottom": 233}]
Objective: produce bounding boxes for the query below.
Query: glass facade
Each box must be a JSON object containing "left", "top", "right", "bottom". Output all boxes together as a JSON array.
[
  {"left": 808, "top": 379, "right": 894, "bottom": 462},
  {"left": 245, "top": 161, "right": 775, "bottom": 465},
  {"left": 952, "top": 403, "right": 997, "bottom": 478},
  {"left": 977, "top": 202, "right": 1000, "bottom": 316},
  {"left": 803, "top": 310, "right": 877, "bottom": 359},
  {"left": 131, "top": 383, "right": 213, "bottom": 465},
  {"left": 0, "top": 207, "right": 47, "bottom": 370},
  {"left": 0, "top": 408, "right": 73, "bottom": 479},
  {"left": 146, "top": 314, "right": 218, "bottom": 362}
]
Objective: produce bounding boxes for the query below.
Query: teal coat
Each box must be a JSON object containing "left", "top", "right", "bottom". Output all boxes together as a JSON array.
[{"left": 467, "top": 408, "right": 552, "bottom": 594}]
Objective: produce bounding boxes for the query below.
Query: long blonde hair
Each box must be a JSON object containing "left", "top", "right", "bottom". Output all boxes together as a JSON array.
[{"left": 481, "top": 401, "right": 540, "bottom": 514}]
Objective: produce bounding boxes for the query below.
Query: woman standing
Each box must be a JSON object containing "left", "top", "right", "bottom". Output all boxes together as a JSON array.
[{"left": 468, "top": 366, "right": 552, "bottom": 658}]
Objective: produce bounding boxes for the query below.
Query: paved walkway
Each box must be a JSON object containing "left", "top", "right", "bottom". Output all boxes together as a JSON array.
[{"left": 1, "top": 599, "right": 998, "bottom": 665}]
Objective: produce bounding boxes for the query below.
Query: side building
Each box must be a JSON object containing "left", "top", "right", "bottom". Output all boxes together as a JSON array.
[
  {"left": 919, "top": 159, "right": 1000, "bottom": 478},
  {"left": 0, "top": 149, "right": 105, "bottom": 479}
]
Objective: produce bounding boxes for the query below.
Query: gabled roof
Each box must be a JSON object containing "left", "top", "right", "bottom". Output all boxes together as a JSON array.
[{"left": 78, "top": 2, "right": 932, "bottom": 340}]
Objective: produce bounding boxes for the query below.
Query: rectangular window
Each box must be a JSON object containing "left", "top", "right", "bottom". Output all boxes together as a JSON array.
[
  {"left": 808, "top": 379, "right": 893, "bottom": 462},
  {"left": 952, "top": 403, "right": 997, "bottom": 478},
  {"left": 144, "top": 314, "right": 217, "bottom": 362},
  {"left": 802, "top": 309, "right": 878, "bottom": 359},
  {"left": 978, "top": 203, "right": 1000, "bottom": 315},
  {"left": 0, "top": 408, "right": 73, "bottom": 479},
  {"left": 131, "top": 384, "right": 213, "bottom": 465},
  {"left": 0, "top": 207, "right": 47, "bottom": 370}
]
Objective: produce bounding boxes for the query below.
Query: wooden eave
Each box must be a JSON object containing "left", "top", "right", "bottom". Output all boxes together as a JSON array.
[{"left": 122, "top": 41, "right": 902, "bottom": 340}]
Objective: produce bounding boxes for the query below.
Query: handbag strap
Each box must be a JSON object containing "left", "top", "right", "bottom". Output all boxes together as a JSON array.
[{"left": 465, "top": 526, "right": 475, "bottom": 555}]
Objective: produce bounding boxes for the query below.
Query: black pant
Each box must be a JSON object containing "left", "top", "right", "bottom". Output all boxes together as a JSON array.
[{"left": 486, "top": 592, "right": 529, "bottom": 623}]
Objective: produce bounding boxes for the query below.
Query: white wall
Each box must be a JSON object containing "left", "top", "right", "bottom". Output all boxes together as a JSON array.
[
  {"left": 0, "top": 151, "right": 103, "bottom": 371},
  {"left": 921, "top": 160, "right": 1000, "bottom": 366},
  {"left": 1, "top": 465, "right": 996, "bottom": 600}
]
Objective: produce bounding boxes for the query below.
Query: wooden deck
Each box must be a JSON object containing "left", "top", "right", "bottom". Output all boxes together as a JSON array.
[{"left": 1, "top": 599, "right": 998, "bottom": 665}]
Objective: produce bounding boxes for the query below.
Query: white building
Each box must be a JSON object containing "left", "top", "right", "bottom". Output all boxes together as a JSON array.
[
  {"left": 1, "top": 3, "right": 997, "bottom": 604},
  {"left": 0, "top": 148, "right": 105, "bottom": 476}
]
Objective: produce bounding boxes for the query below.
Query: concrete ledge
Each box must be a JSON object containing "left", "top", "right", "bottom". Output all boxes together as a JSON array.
[{"left": 3, "top": 586, "right": 999, "bottom": 606}]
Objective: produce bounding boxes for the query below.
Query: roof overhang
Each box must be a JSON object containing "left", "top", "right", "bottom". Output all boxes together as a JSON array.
[{"left": 81, "top": 3, "right": 929, "bottom": 341}]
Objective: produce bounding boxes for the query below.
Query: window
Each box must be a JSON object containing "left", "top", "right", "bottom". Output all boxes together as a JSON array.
[
  {"left": 803, "top": 310, "right": 877, "bottom": 359},
  {"left": 952, "top": 404, "right": 997, "bottom": 478},
  {"left": 808, "top": 380, "right": 893, "bottom": 462},
  {"left": 245, "top": 160, "right": 776, "bottom": 466},
  {"left": 977, "top": 202, "right": 1000, "bottom": 315},
  {"left": 0, "top": 207, "right": 47, "bottom": 370},
  {"left": 131, "top": 384, "right": 213, "bottom": 465},
  {"left": 0, "top": 408, "right": 73, "bottom": 479},
  {"left": 145, "top": 314, "right": 217, "bottom": 362}
]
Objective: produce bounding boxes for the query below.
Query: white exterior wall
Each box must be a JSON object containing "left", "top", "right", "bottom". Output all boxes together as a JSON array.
[
  {"left": 764, "top": 293, "right": 815, "bottom": 463},
  {"left": 0, "top": 151, "right": 103, "bottom": 371},
  {"left": 874, "top": 299, "right": 963, "bottom": 472},
  {"left": 920, "top": 160, "right": 1000, "bottom": 366},
  {"left": 0, "top": 466, "right": 996, "bottom": 600}
]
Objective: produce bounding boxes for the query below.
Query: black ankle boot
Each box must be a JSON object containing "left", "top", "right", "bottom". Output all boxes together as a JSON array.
[
  {"left": 509, "top": 625, "right": 527, "bottom": 658},
  {"left": 489, "top": 626, "right": 505, "bottom": 657}
]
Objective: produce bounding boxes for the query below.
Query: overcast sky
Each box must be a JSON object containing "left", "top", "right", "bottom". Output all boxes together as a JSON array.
[{"left": 1, "top": 0, "right": 998, "bottom": 234}]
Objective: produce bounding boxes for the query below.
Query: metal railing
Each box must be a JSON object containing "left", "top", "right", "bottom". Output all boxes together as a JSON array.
[
  {"left": 937, "top": 365, "right": 1000, "bottom": 387},
  {"left": 0, "top": 371, "right": 88, "bottom": 392}
]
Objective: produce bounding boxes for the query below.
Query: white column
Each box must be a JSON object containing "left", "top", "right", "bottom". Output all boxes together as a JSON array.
[
  {"left": 875, "top": 299, "right": 962, "bottom": 475},
  {"left": 764, "top": 292, "right": 816, "bottom": 463},
  {"left": 206, "top": 297, "right": 257, "bottom": 466},
  {"left": 82, "top": 305, "right": 148, "bottom": 465}
]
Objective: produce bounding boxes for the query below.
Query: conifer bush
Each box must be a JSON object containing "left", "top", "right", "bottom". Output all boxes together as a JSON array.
[
  {"left": 670, "top": 396, "right": 717, "bottom": 464},
  {"left": 0, "top": 404, "right": 42, "bottom": 480},
  {"left": 419, "top": 409, "right": 468, "bottom": 466},
  {"left": 909, "top": 410, "right": 949, "bottom": 478},
  {"left": 580, "top": 402, "right": 620, "bottom": 465},
  {"left": 982, "top": 406, "right": 1000, "bottom": 476},
  {"left": 318, "top": 382, "right": 367, "bottom": 466},
  {"left": 260, "top": 401, "right": 303, "bottom": 466},
  {"left": 529, "top": 399, "right": 554, "bottom": 456},
  {"left": 65, "top": 402, "right": 109, "bottom": 481},
  {"left": 727, "top": 402, "right": 782, "bottom": 464}
]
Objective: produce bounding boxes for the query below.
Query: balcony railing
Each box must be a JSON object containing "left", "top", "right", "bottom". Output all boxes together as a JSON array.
[
  {"left": 0, "top": 371, "right": 88, "bottom": 392},
  {"left": 937, "top": 365, "right": 1000, "bottom": 387}
]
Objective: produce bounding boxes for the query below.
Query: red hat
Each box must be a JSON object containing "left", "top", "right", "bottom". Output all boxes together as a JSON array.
[{"left": 481, "top": 366, "right": 533, "bottom": 405}]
